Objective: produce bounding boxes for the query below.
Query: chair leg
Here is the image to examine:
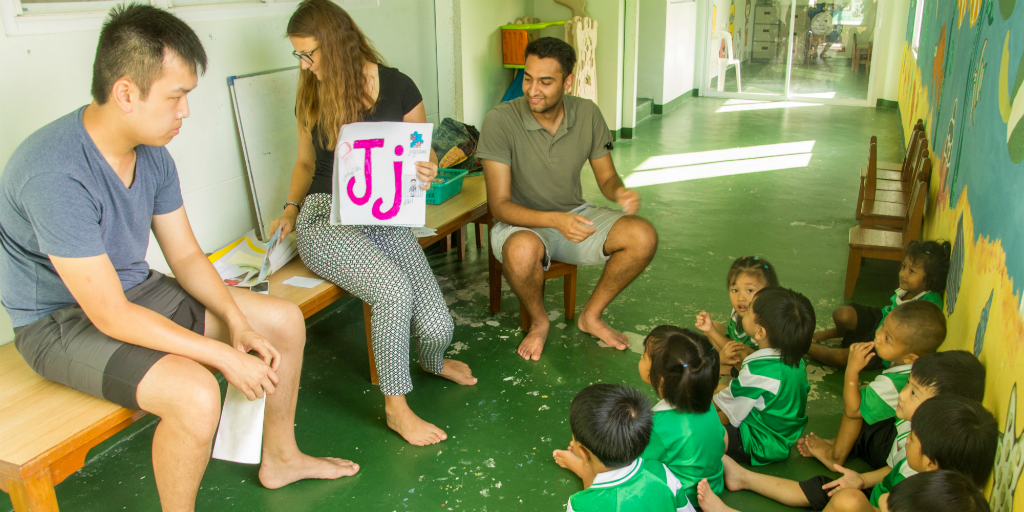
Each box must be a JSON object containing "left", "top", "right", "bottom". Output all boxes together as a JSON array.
[
  {"left": 488, "top": 226, "right": 502, "bottom": 314},
  {"left": 474, "top": 223, "right": 484, "bottom": 248},
  {"left": 734, "top": 64, "right": 741, "bottom": 93},
  {"left": 856, "top": 178, "right": 865, "bottom": 220},
  {"left": 564, "top": 266, "right": 577, "bottom": 320},
  {"left": 844, "top": 248, "right": 863, "bottom": 299},
  {"left": 456, "top": 225, "right": 467, "bottom": 261},
  {"left": 8, "top": 468, "right": 59, "bottom": 512},
  {"left": 362, "top": 301, "right": 378, "bottom": 385}
]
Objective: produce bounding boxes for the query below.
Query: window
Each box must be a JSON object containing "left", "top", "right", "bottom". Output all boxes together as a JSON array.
[{"left": 911, "top": 0, "right": 925, "bottom": 58}]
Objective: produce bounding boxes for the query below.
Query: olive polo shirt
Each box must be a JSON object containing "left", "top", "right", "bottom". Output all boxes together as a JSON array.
[{"left": 477, "top": 94, "right": 613, "bottom": 213}]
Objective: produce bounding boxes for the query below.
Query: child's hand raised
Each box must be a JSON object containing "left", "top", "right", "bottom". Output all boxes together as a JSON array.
[
  {"left": 695, "top": 312, "right": 715, "bottom": 333},
  {"left": 721, "top": 341, "right": 746, "bottom": 366},
  {"left": 846, "top": 342, "right": 875, "bottom": 375},
  {"left": 823, "top": 464, "right": 867, "bottom": 496}
]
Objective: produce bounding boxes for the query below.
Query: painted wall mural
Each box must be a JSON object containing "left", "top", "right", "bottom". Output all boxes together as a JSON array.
[{"left": 898, "top": 0, "right": 1024, "bottom": 510}]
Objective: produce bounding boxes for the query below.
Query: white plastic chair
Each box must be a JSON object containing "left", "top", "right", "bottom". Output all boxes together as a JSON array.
[{"left": 712, "top": 30, "right": 742, "bottom": 92}]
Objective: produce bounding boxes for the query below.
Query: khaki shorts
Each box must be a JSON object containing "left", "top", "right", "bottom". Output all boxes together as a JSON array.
[
  {"left": 490, "top": 201, "right": 626, "bottom": 270},
  {"left": 13, "top": 271, "right": 205, "bottom": 410}
]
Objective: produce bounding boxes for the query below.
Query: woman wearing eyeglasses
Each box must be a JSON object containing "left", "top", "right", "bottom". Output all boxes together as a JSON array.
[{"left": 270, "top": 0, "right": 477, "bottom": 447}]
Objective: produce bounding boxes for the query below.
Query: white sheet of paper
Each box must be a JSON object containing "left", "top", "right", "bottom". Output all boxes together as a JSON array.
[
  {"left": 211, "top": 385, "right": 266, "bottom": 464},
  {"left": 283, "top": 276, "right": 327, "bottom": 288},
  {"left": 411, "top": 227, "right": 437, "bottom": 238},
  {"left": 330, "top": 122, "right": 432, "bottom": 227}
]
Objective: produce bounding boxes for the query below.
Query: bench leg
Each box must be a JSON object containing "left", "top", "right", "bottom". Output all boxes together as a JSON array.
[
  {"left": 563, "top": 266, "right": 577, "bottom": 320},
  {"left": 438, "top": 235, "right": 450, "bottom": 252},
  {"left": 456, "top": 226, "right": 467, "bottom": 261},
  {"left": 7, "top": 469, "right": 59, "bottom": 512},
  {"left": 362, "top": 301, "right": 379, "bottom": 386},
  {"left": 474, "top": 223, "right": 484, "bottom": 248},
  {"left": 845, "top": 248, "right": 863, "bottom": 299}
]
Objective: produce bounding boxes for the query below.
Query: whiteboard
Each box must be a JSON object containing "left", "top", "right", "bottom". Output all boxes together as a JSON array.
[{"left": 228, "top": 67, "right": 299, "bottom": 239}]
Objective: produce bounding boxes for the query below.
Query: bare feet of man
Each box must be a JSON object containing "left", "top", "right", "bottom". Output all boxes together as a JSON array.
[
  {"left": 434, "top": 359, "right": 478, "bottom": 385},
  {"left": 578, "top": 308, "right": 629, "bottom": 350},
  {"left": 384, "top": 395, "right": 447, "bottom": 446},
  {"left": 259, "top": 453, "right": 360, "bottom": 489},
  {"left": 797, "top": 432, "right": 841, "bottom": 468},
  {"left": 518, "top": 323, "right": 549, "bottom": 361},
  {"left": 697, "top": 478, "right": 738, "bottom": 512}
]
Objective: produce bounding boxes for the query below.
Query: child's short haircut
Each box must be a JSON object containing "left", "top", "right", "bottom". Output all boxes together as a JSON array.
[
  {"left": 910, "top": 350, "right": 985, "bottom": 401},
  {"left": 912, "top": 395, "right": 998, "bottom": 487},
  {"left": 750, "top": 287, "right": 815, "bottom": 367},
  {"left": 886, "top": 470, "right": 990, "bottom": 512},
  {"left": 643, "top": 326, "right": 720, "bottom": 414},
  {"left": 905, "top": 240, "right": 952, "bottom": 294},
  {"left": 726, "top": 256, "right": 780, "bottom": 289},
  {"left": 887, "top": 301, "right": 946, "bottom": 356},
  {"left": 569, "top": 384, "right": 653, "bottom": 468}
]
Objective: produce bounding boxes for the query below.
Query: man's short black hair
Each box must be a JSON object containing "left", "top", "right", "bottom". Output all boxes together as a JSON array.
[
  {"left": 910, "top": 350, "right": 985, "bottom": 402},
  {"left": 524, "top": 37, "right": 576, "bottom": 79},
  {"left": 888, "top": 301, "right": 946, "bottom": 356},
  {"left": 912, "top": 395, "right": 998, "bottom": 487},
  {"left": 569, "top": 384, "right": 652, "bottom": 468},
  {"left": 91, "top": 3, "right": 208, "bottom": 104},
  {"left": 750, "top": 287, "right": 815, "bottom": 367},
  {"left": 887, "top": 471, "right": 990, "bottom": 512}
]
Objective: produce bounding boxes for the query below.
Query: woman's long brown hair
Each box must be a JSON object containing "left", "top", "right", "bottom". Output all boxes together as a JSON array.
[{"left": 288, "top": 0, "right": 384, "bottom": 150}]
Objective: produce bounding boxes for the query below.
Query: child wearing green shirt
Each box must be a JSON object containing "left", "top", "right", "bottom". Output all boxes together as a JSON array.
[
  {"left": 696, "top": 256, "right": 779, "bottom": 372},
  {"left": 552, "top": 384, "right": 697, "bottom": 512},
  {"left": 883, "top": 470, "right": 991, "bottom": 512},
  {"left": 638, "top": 326, "right": 726, "bottom": 505},
  {"left": 713, "top": 287, "right": 815, "bottom": 465}
]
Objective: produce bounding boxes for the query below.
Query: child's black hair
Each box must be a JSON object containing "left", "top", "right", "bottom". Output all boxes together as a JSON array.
[
  {"left": 912, "top": 395, "right": 998, "bottom": 487},
  {"left": 887, "top": 301, "right": 946, "bottom": 356},
  {"left": 568, "top": 384, "right": 653, "bottom": 468},
  {"left": 749, "top": 287, "right": 815, "bottom": 367},
  {"left": 886, "top": 471, "right": 990, "bottom": 512},
  {"left": 726, "top": 256, "right": 780, "bottom": 289},
  {"left": 910, "top": 350, "right": 985, "bottom": 402},
  {"left": 643, "top": 326, "right": 720, "bottom": 414},
  {"left": 904, "top": 240, "right": 952, "bottom": 294}
]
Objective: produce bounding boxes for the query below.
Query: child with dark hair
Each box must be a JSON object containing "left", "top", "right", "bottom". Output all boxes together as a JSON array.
[
  {"left": 553, "top": 384, "right": 696, "bottom": 511},
  {"left": 883, "top": 470, "right": 990, "bottom": 512},
  {"left": 696, "top": 256, "right": 780, "bottom": 370},
  {"left": 713, "top": 287, "right": 814, "bottom": 465},
  {"left": 801, "top": 301, "right": 947, "bottom": 469},
  {"left": 810, "top": 240, "right": 951, "bottom": 369},
  {"left": 638, "top": 326, "right": 726, "bottom": 505}
]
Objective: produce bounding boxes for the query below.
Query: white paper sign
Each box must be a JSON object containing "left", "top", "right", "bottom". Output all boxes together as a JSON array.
[
  {"left": 211, "top": 385, "right": 266, "bottom": 464},
  {"left": 330, "top": 122, "right": 433, "bottom": 227}
]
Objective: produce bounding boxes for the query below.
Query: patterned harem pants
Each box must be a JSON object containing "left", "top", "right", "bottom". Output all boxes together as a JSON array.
[{"left": 296, "top": 194, "right": 454, "bottom": 395}]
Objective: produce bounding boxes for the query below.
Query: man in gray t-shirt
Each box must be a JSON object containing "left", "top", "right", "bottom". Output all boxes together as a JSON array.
[
  {"left": 478, "top": 38, "right": 659, "bottom": 361},
  {"left": 0, "top": 5, "right": 356, "bottom": 509}
]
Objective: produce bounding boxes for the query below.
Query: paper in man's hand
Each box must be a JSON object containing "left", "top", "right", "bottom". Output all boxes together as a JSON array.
[{"left": 211, "top": 385, "right": 266, "bottom": 464}]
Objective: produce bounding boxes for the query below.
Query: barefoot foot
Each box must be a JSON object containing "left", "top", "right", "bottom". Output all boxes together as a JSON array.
[
  {"left": 385, "top": 399, "right": 447, "bottom": 446},
  {"left": 578, "top": 311, "right": 629, "bottom": 350},
  {"left": 698, "top": 478, "right": 738, "bottom": 512},
  {"left": 429, "top": 359, "right": 478, "bottom": 385},
  {"left": 803, "top": 433, "right": 841, "bottom": 469},
  {"left": 259, "top": 454, "right": 359, "bottom": 489},
  {"left": 517, "top": 324, "right": 549, "bottom": 361},
  {"left": 721, "top": 455, "right": 747, "bottom": 492}
]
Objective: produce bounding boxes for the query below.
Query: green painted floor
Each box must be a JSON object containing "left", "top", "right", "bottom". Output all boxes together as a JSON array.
[
  {"left": 710, "top": 57, "right": 872, "bottom": 100},
  {"left": 1, "top": 97, "right": 906, "bottom": 512}
]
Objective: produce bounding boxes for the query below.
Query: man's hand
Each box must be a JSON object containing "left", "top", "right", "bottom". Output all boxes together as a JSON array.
[
  {"left": 823, "top": 465, "right": 867, "bottom": 496},
  {"left": 221, "top": 328, "right": 281, "bottom": 400},
  {"left": 615, "top": 188, "right": 641, "bottom": 215},
  {"left": 695, "top": 311, "right": 716, "bottom": 333},
  {"left": 555, "top": 212, "right": 597, "bottom": 243},
  {"left": 846, "top": 342, "right": 875, "bottom": 376},
  {"left": 415, "top": 161, "right": 438, "bottom": 190}
]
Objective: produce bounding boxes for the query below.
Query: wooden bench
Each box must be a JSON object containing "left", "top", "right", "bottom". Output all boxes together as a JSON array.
[
  {"left": 856, "top": 123, "right": 924, "bottom": 219},
  {"left": 0, "top": 175, "right": 488, "bottom": 512}
]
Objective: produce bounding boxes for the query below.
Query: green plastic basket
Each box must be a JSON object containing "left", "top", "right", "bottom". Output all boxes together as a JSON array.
[{"left": 426, "top": 169, "right": 469, "bottom": 205}]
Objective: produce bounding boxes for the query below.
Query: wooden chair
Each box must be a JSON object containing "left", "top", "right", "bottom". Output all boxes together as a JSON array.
[
  {"left": 851, "top": 33, "right": 872, "bottom": 73},
  {"left": 845, "top": 158, "right": 931, "bottom": 298},
  {"left": 487, "top": 217, "right": 578, "bottom": 330},
  {"left": 875, "top": 119, "right": 925, "bottom": 172},
  {"left": 859, "top": 152, "right": 931, "bottom": 229},
  {"left": 857, "top": 136, "right": 928, "bottom": 220},
  {"left": 858, "top": 121, "right": 923, "bottom": 202}
]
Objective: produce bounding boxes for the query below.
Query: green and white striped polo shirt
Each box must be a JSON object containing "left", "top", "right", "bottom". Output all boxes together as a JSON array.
[
  {"left": 860, "top": 364, "right": 912, "bottom": 425},
  {"left": 642, "top": 400, "right": 726, "bottom": 506},
  {"left": 869, "top": 458, "right": 918, "bottom": 506},
  {"left": 886, "top": 419, "right": 912, "bottom": 468},
  {"left": 566, "top": 457, "right": 697, "bottom": 512},
  {"left": 726, "top": 309, "right": 757, "bottom": 350}
]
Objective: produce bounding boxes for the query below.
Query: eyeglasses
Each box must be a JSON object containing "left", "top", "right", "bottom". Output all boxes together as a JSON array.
[{"left": 292, "top": 47, "right": 318, "bottom": 65}]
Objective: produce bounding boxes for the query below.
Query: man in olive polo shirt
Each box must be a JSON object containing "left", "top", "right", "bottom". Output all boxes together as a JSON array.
[{"left": 478, "top": 37, "right": 659, "bottom": 361}]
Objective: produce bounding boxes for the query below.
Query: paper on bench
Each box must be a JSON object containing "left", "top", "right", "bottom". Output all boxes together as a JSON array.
[
  {"left": 212, "top": 385, "right": 266, "bottom": 464},
  {"left": 283, "top": 276, "right": 327, "bottom": 288}
]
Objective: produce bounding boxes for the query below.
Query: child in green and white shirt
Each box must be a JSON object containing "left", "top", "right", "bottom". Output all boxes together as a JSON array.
[
  {"left": 713, "top": 287, "right": 815, "bottom": 465},
  {"left": 696, "top": 256, "right": 779, "bottom": 373},
  {"left": 638, "top": 326, "right": 726, "bottom": 505},
  {"left": 553, "top": 384, "right": 696, "bottom": 512}
]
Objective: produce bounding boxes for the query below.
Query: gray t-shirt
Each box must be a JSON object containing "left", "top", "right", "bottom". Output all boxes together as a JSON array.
[
  {"left": 477, "top": 95, "right": 613, "bottom": 213},
  {"left": 0, "top": 107, "right": 184, "bottom": 327}
]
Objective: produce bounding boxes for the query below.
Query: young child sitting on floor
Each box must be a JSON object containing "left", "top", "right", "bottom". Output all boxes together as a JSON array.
[
  {"left": 801, "top": 301, "right": 946, "bottom": 469},
  {"left": 695, "top": 256, "right": 780, "bottom": 371},
  {"left": 809, "top": 240, "right": 950, "bottom": 369},
  {"left": 801, "top": 350, "right": 982, "bottom": 471},
  {"left": 638, "top": 325, "right": 726, "bottom": 505},
  {"left": 882, "top": 470, "right": 990, "bottom": 512},
  {"left": 552, "top": 383, "right": 696, "bottom": 512},
  {"left": 696, "top": 394, "right": 998, "bottom": 512},
  {"left": 713, "top": 287, "right": 815, "bottom": 465}
]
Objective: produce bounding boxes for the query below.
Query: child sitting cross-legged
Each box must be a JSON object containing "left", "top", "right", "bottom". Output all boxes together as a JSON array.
[
  {"left": 800, "top": 301, "right": 947, "bottom": 470},
  {"left": 696, "top": 394, "right": 998, "bottom": 512},
  {"left": 882, "top": 470, "right": 990, "bottom": 512},
  {"left": 552, "top": 383, "right": 697, "bottom": 512},
  {"left": 638, "top": 326, "right": 726, "bottom": 505},
  {"left": 713, "top": 287, "right": 815, "bottom": 465}
]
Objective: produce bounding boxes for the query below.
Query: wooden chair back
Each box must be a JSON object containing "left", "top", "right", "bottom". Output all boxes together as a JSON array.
[{"left": 902, "top": 155, "right": 931, "bottom": 249}]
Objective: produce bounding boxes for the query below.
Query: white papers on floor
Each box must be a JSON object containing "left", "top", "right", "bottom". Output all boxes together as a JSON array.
[
  {"left": 211, "top": 385, "right": 266, "bottom": 464},
  {"left": 283, "top": 276, "right": 326, "bottom": 288},
  {"left": 208, "top": 228, "right": 298, "bottom": 289}
]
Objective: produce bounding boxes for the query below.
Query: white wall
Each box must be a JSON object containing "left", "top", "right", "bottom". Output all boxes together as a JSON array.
[
  {"left": 637, "top": 0, "right": 667, "bottom": 102},
  {"left": 0, "top": 0, "right": 440, "bottom": 346},
  {"left": 875, "top": 0, "right": 910, "bottom": 102},
  {"left": 458, "top": 0, "right": 530, "bottom": 128},
  {"left": 662, "top": 2, "right": 696, "bottom": 103}
]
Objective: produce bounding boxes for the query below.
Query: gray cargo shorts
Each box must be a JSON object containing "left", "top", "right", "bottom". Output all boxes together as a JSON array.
[{"left": 490, "top": 201, "right": 627, "bottom": 270}]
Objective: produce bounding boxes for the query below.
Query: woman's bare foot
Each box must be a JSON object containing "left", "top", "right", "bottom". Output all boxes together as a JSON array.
[
  {"left": 721, "top": 455, "right": 747, "bottom": 492},
  {"left": 518, "top": 324, "right": 549, "bottom": 361},
  {"left": 800, "top": 433, "right": 841, "bottom": 469},
  {"left": 259, "top": 453, "right": 359, "bottom": 489},
  {"left": 578, "top": 310, "right": 629, "bottom": 350},
  {"left": 384, "top": 395, "right": 447, "bottom": 446},
  {"left": 427, "top": 359, "right": 478, "bottom": 385},
  {"left": 698, "top": 478, "right": 738, "bottom": 512}
]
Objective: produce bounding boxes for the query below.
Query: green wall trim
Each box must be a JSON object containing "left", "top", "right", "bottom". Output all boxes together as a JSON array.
[
  {"left": 653, "top": 89, "right": 699, "bottom": 115},
  {"left": 875, "top": 98, "right": 899, "bottom": 110},
  {"left": 620, "top": 127, "right": 634, "bottom": 139}
]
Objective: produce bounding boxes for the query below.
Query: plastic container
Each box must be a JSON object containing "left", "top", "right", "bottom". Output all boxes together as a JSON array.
[
  {"left": 499, "top": 20, "right": 568, "bottom": 68},
  {"left": 426, "top": 168, "right": 470, "bottom": 205}
]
